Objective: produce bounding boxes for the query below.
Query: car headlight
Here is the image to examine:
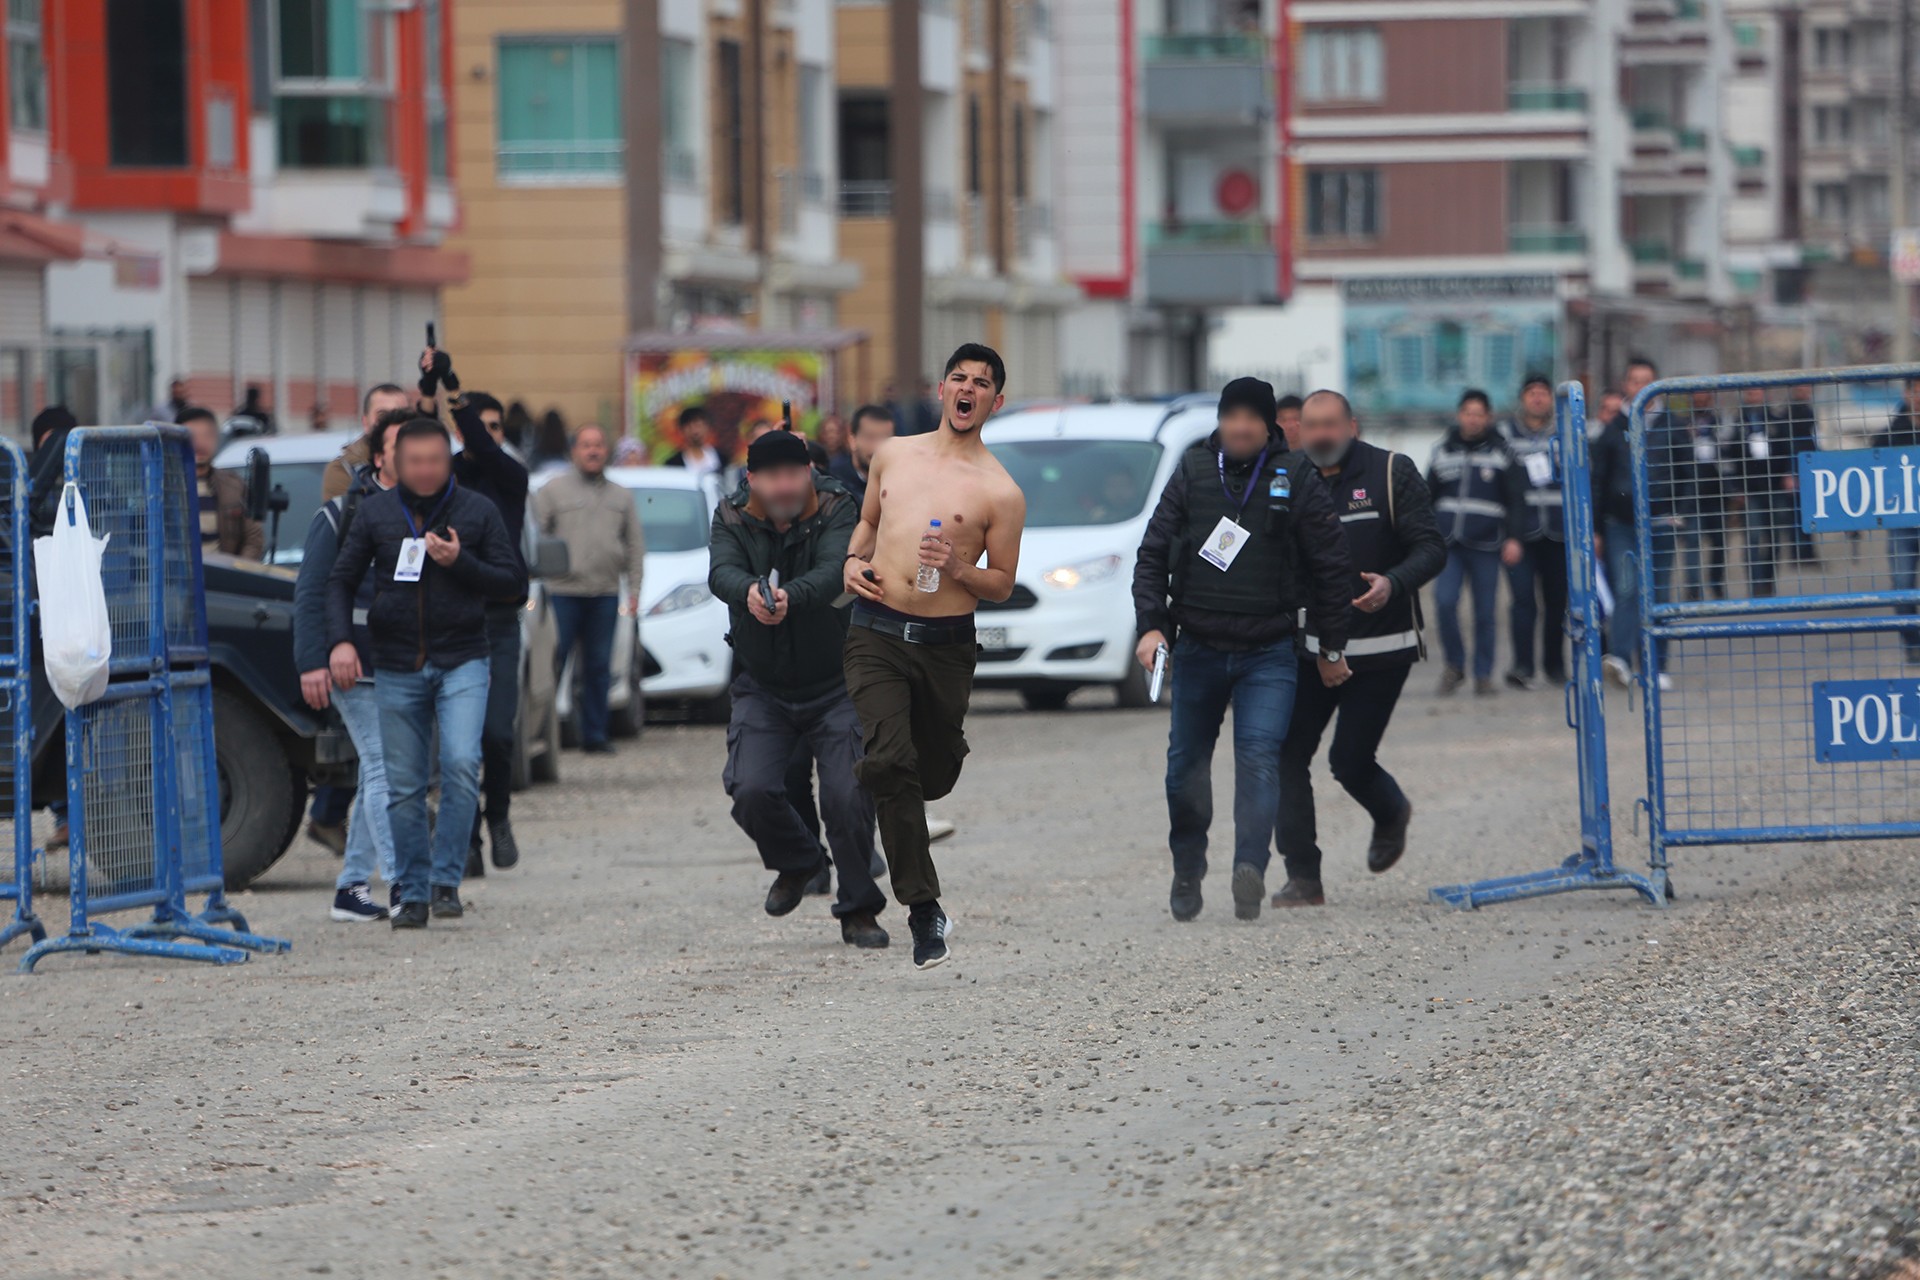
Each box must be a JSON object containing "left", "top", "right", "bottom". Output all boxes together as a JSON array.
[
  {"left": 647, "top": 582, "right": 714, "bottom": 616},
  {"left": 1042, "top": 554, "right": 1124, "bottom": 590}
]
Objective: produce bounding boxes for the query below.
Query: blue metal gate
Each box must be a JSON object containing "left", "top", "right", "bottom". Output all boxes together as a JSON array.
[
  {"left": 0, "top": 437, "right": 45, "bottom": 947},
  {"left": 21, "top": 426, "right": 289, "bottom": 970}
]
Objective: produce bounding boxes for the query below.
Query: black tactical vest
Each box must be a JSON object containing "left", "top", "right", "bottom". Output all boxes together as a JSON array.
[
  {"left": 1303, "top": 440, "right": 1421, "bottom": 671},
  {"left": 1175, "top": 441, "right": 1298, "bottom": 616}
]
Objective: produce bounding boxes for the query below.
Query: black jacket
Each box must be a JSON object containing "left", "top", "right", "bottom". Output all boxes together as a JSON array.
[
  {"left": 451, "top": 399, "right": 530, "bottom": 598},
  {"left": 707, "top": 473, "right": 859, "bottom": 702},
  {"left": 1133, "top": 429, "right": 1351, "bottom": 654},
  {"left": 1591, "top": 405, "right": 1694, "bottom": 524},
  {"left": 325, "top": 478, "right": 525, "bottom": 672}
]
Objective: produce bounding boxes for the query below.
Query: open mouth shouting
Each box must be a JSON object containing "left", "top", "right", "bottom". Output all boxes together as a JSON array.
[{"left": 951, "top": 391, "right": 978, "bottom": 429}]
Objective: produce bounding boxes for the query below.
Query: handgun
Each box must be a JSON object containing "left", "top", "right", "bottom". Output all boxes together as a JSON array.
[{"left": 1149, "top": 643, "right": 1169, "bottom": 703}]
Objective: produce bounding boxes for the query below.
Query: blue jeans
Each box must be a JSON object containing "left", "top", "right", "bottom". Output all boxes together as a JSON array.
[
  {"left": 554, "top": 594, "right": 619, "bottom": 747},
  {"left": 1435, "top": 545, "right": 1501, "bottom": 679},
  {"left": 1165, "top": 636, "right": 1298, "bottom": 879},
  {"left": 1892, "top": 528, "right": 1920, "bottom": 653},
  {"left": 376, "top": 658, "right": 489, "bottom": 900},
  {"left": 333, "top": 681, "right": 397, "bottom": 890}
]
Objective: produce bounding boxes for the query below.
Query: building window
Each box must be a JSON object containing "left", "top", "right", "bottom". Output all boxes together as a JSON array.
[
  {"left": 1300, "top": 28, "right": 1382, "bottom": 104},
  {"left": 1306, "top": 169, "right": 1379, "bottom": 238},
  {"left": 967, "top": 95, "right": 983, "bottom": 195},
  {"left": 496, "top": 37, "right": 620, "bottom": 182},
  {"left": 1813, "top": 182, "right": 1851, "bottom": 222},
  {"left": 109, "top": 0, "right": 188, "bottom": 166},
  {"left": 799, "top": 65, "right": 827, "bottom": 203},
  {"left": 7, "top": 0, "right": 47, "bottom": 133},
  {"left": 277, "top": 0, "right": 394, "bottom": 169},
  {"left": 1812, "top": 104, "right": 1852, "bottom": 144},
  {"left": 423, "top": 0, "right": 448, "bottom": 179},
  {"left": 1012, "top": 105, "right": 1027, "bottom": 201},
  {"left": 716, "top": 39, "right": 745, "bottom": 224},
  {"left": 1812, "top": 26, "right": 1851, "bottom": 69},
  {"left": 838, "top": 92, "right": 890, "bottom": 216},
  {"left": 663, "top": 38, "right": 696, "bottom": 188}
]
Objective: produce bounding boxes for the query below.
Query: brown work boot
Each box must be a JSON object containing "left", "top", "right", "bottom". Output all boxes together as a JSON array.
[
  {"left": 1437, "top": 666, "right": 1466, "bottom": 696},
  {"left": 1270, "top": 878, "right": 1326, "bottom": 908}
]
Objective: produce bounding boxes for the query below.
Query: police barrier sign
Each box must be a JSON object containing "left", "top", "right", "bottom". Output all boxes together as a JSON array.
[
  {"left": 1813, "top": 679, "right": 1920, "bottom": 762},
  {"left": 1798, "top": 447, "right": 1920, "bottom": 532}
]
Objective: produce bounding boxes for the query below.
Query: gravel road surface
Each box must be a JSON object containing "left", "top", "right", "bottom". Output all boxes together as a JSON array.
[{"left": 1, "top": 675, "right": 1914, "bottom": 1279}]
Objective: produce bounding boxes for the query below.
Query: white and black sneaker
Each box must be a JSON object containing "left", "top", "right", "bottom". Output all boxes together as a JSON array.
[
  {"left": 908, "top": 900, "right": 953, "bottom": 970},
  {"left": 331, "top": 882, "right": 388, "bottom": 923},
  {"left": 389, "top": 883, "right": 404, "bottom": 917}
]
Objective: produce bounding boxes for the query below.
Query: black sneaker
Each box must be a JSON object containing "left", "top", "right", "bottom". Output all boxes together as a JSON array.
[
  {"left": 764, "top": 869, "right": 813, "bottom": 917},
  {"left": 803, "top": 857, "right": 831, "bottom": 896},
  {"left": 581, "top": 741, "right": 615, "bottom": 756},
  {"left": 430, "top": 885, "right": 464, "bottom": 918},
  {"left": 389, "top": 883, "right": 403, "bottom": 917},
  {"left": 330, "top": 882, "right": 388, "bottom": 923},
  {"left": 1169, "top": 876, "right": 1203, "bottom": 922},
  {"left": 390, "top": 901, "right": 429, "bottom": 929},
  {"left": 465, "top": 841, "right": 486, "bottom": 879},
  {"left": 1368, "top": 800, "right": 1414, "bottom": 874},
  {"left": 1270, "top": 878, "right": 1327, "bottom": 908},
  {"left": 908, "top": 900, "right": 951, "bottom": 970},
  {"left": 1231, "top": 863, "right": 1265, "bottom": 921},
  {"left": 840, "top": 911, "right": 889, "bottom": 949},
  {"left": 1504, "top": 669, "right": 1535, "bottom": 691},
  {"left": 488, "top": 816, "right": 520, "bottom": 870}
]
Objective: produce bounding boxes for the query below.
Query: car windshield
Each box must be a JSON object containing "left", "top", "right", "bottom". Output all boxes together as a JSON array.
[
  {"left": 985, "top": 440, "right": 1163, "bottom": 528},
  {"left": 259, "top": 460, "right": 330, "bottom": 565},
  {"left": 631, "top": 486, "right": 713, "bottom": 553}
]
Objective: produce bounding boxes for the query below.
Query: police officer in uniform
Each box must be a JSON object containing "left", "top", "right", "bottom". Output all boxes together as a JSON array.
[
  {"left": 1133, "top": 378, "right": 1354, "bottom": 923},
  {"left": 1274, "top": 390, "right": 1446, "bottom": 905},
  {"left": 1501, "top": 373, "right": 1567, "bottom": 688},
  {"left": 1428, "top": 389, "right": 1525, "bottom": 695}
]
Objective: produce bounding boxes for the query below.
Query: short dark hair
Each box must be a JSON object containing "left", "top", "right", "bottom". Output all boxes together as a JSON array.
[
  {"left": 364, "top": 407, "right": 415, "bottom": 463},
  {"left": 1302, "top": 388, "right": 1353, "bottom": 419},
  {"left": 1459, "top": 388, "right": 1492, "bottom": 411},
  {"left": 466, "top": 391, "right": 503, "bottom": 418},
  {"left": 1276, "top": 394, "right": 1305, "bottom": 414},
  {"left": 362, "top": 383, "right": 406, "bottom": 415},
  {"left": 1520, "top": 372, "right": 1553, "bottom": 393},
  {"left": 174, "top": 405, "right": 219, "bottom": 429},
  {"left": 393, "top": 417, "right": 451, "bottom": 457},
  {"left": 849, "top": 403, "right": 893, "bottom": 435},
  {"left": 677, "top": 405, "right": 710, "bottom": 429},
  {"left": 943, "top": 343, "right": 1006, "bottom": 393},
  {"left": 1625, "top": 354, "right": 1659, "bottom": 377}
]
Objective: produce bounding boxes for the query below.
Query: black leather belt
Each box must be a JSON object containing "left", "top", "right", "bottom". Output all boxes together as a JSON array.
[{"left": 851, "top": 610, "right": 976, "bottom": 646}]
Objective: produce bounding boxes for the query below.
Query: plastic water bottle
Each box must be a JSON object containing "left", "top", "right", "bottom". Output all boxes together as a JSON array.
[
  {"left": 917, "top": 519, "right": 943, "bottom": 593},
  {"left": 1266, "top": 467, "right": 1292, "bottom": 534}
]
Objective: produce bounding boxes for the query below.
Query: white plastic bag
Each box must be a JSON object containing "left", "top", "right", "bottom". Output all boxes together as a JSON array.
[{"left": 33, "top": 483, "right": 112, "bottom": 709}]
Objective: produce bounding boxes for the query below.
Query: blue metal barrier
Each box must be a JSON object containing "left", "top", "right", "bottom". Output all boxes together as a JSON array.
[
  {"left": 0, "top": 438, "right": 45, "bottom": 948},
  {"left": 1431, "top": 383, "right": 1667, "bottom": 909},
  {"left": 21, "top": 426, "right": 288, "bottom": 971}
]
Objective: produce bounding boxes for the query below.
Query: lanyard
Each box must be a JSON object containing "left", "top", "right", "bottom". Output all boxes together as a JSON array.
[
  {"left": 1217, "top": 447, "right": 1269, "bottom": 516},
  {"left": 400, "top": 479, "right": 457, "bottom": 539}
]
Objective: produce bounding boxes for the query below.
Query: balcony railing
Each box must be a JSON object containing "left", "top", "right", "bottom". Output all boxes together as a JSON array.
[
  {"left": 1676, "top": 127, "right": 1708, "bottom": 151},
  {"left": 1143, "top": 34, "right": 1265, "bottom": 62},
  {"left": 838, "top": 179, "right": 892, "bottom": 218},
  {"left": 1509, "top": 225, "right": 1588, "bottom": 254},
  {"left": 776, "top": 167, "right": 800, "bottom": 237},
  {"left": 496, "top": 138, "right": 621, "bottom": 181},
  {"left": 1014, "top": 199, "right": 1053, "bottom": 258},
  {"left": 1630, "top": 238, "right": 1673, "bottom": 264},
  {"left": 1732, "top": 144, "right": 1766, "bottom": 167},
  {"left": 1675, "top": 258, "right": 1707, "bottom": 279},
  {"left": 1145, "top": 219, "right": 1269, "bottom": 248},
  {"left": 1508, "top": 84, "right": 1589, "bottom": 112},
  {"left": 1631, "top": 108, "right": 1671, "bottom": 131},
  {"left": 1674, "top": 0, "right": 1703, "bottom": 19}
]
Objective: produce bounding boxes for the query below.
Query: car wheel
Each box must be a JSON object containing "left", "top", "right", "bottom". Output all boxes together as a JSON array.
[
  {"left": 1020, "top": 688, "right": 1073, "bottom": 712},
  {"left": 212, "top": 688, "right": 305, "bottom": 891},
  {"left": 1114, "top": 659, "right": 1154, "bottom": 709},
  {"left": 511, "top": 683, "right": 535, "bottom": 793},
  {"left": 531, "top": 696, "right": 562, "bottom": 783}
]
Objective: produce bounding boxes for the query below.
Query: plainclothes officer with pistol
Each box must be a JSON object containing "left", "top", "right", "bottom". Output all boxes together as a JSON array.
[
  {"left": 1273, "top": 390, "right": 1445, "bottom": 907},
  {"left": 1132, "top": 378, "right": 1354, "bottom": 924}
]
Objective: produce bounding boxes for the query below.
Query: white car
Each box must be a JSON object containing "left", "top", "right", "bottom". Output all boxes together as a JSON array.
[
  {"left": 538, "top": 466, "right": 732, "bottom": 733},
  {"left": 978, "top": 399, "right": 1218, "bottom": 709}
]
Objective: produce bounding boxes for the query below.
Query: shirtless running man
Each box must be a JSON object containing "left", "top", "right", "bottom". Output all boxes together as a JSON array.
[{"left": 842, "top": 343, "right": 1027, "bottom": 969}]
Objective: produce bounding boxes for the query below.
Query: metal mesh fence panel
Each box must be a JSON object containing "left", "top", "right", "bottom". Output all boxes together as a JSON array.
[{"left": 72, "top": 693, "right": 158, "bottom": 910}]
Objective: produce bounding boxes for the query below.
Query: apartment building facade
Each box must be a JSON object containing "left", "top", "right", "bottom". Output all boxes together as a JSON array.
[{"left": 29, "top": 0, "right": 463, "bottom": 433}]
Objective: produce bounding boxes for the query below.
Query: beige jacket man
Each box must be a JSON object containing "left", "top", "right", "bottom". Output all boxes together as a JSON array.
[{"left": 533, "top": 468, "right": 646, "bottom": 597}]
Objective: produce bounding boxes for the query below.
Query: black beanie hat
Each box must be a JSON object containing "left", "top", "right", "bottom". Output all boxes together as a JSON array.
[
  {"left": 746, "top": 429, "right": 811, "bottom": 472},
  {"left": 31, "top": 405, "right": 76, "bottom": 446},
  {"left": 1217, "top": 377, "right": 1278, "bottom": 430}
]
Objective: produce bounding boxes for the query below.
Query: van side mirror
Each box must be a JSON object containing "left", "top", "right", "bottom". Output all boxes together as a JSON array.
[
  {"left": 245, "top": 448, "right": 271, "bottom": 522},
  {"left": 531, "top": 535, "right": 570, "bottom": 580}
]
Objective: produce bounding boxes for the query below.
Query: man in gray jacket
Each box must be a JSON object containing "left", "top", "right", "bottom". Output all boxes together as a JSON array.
[{"left": 532, "top": 424, "right": 646, "bottom": 754}]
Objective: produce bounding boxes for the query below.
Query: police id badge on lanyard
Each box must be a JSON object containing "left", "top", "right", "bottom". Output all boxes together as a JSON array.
[
  {"left": 394, "top": 482, "right": 457, "bottom": 584},
  {"left": 1199, "top": 446, "right": 1267, "bottom": 572}
]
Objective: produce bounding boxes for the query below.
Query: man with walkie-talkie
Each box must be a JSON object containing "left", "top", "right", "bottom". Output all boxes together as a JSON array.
[{"left": 1131, "top": 377, "right": 1354, "bottom": 924}]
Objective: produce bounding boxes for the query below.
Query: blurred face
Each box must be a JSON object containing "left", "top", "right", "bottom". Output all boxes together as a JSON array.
[
  {"left": 819, "top": 416, "right": 848, "bottom": 453},
  {"left": 363, "top": 387, "right": 409, "bottom": 431},
  {"left": 479, "top": 407, "right": 504, "bottom": 444},
  {"left": 851, "top": 411, "right": 894, "bottom": 466},
  {"left": 573, "top": 426, "right": 609, "bottom": 476},
  {"left": 373, "top": 422, "right": 405, "bottom": 486},
  {"left": 185, "top": 415, "right": 218, "bottom": 466},
  {"left": 1458, "top": 400, "right": 1491, "bottom": 438},
  {"left": 397, "top": 431, "right": 452, "bottom": 496},
  {"left": 1217, "top": 405, "right": 1269, "bottom": 458},
  {"left": 1624, "top": 363, "right": 1656, "bottom": 398},
  {"left": 1692, "top": 390, "right": 1714, "bottom": 411},
  {"left": 1299, "top": 394, "right": 1357, "bottom": 469},
  {"left": 1522, "top": 383, "right": 1553, "bottom": 420},
  {"left": 1601, "top": 392, "right": 1624, "bottom": 420},
  {"left": 940, "top": 360, "right": 1004, "bottom": 435},
  {"left": 170, "top": 380, "right": 187, "bottom": 403},
  {"left": 683, "top": 418, "right": 710, "bottom": 450},
  {"left": 1277, "top": 405, "right": 1303, "bottom": 448},
  {"left": 1742, "top": 386, "right": 1766, "bottom": 406},
  {"left": 749, "top": 462, "right": 813, "bottom": 523}
]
